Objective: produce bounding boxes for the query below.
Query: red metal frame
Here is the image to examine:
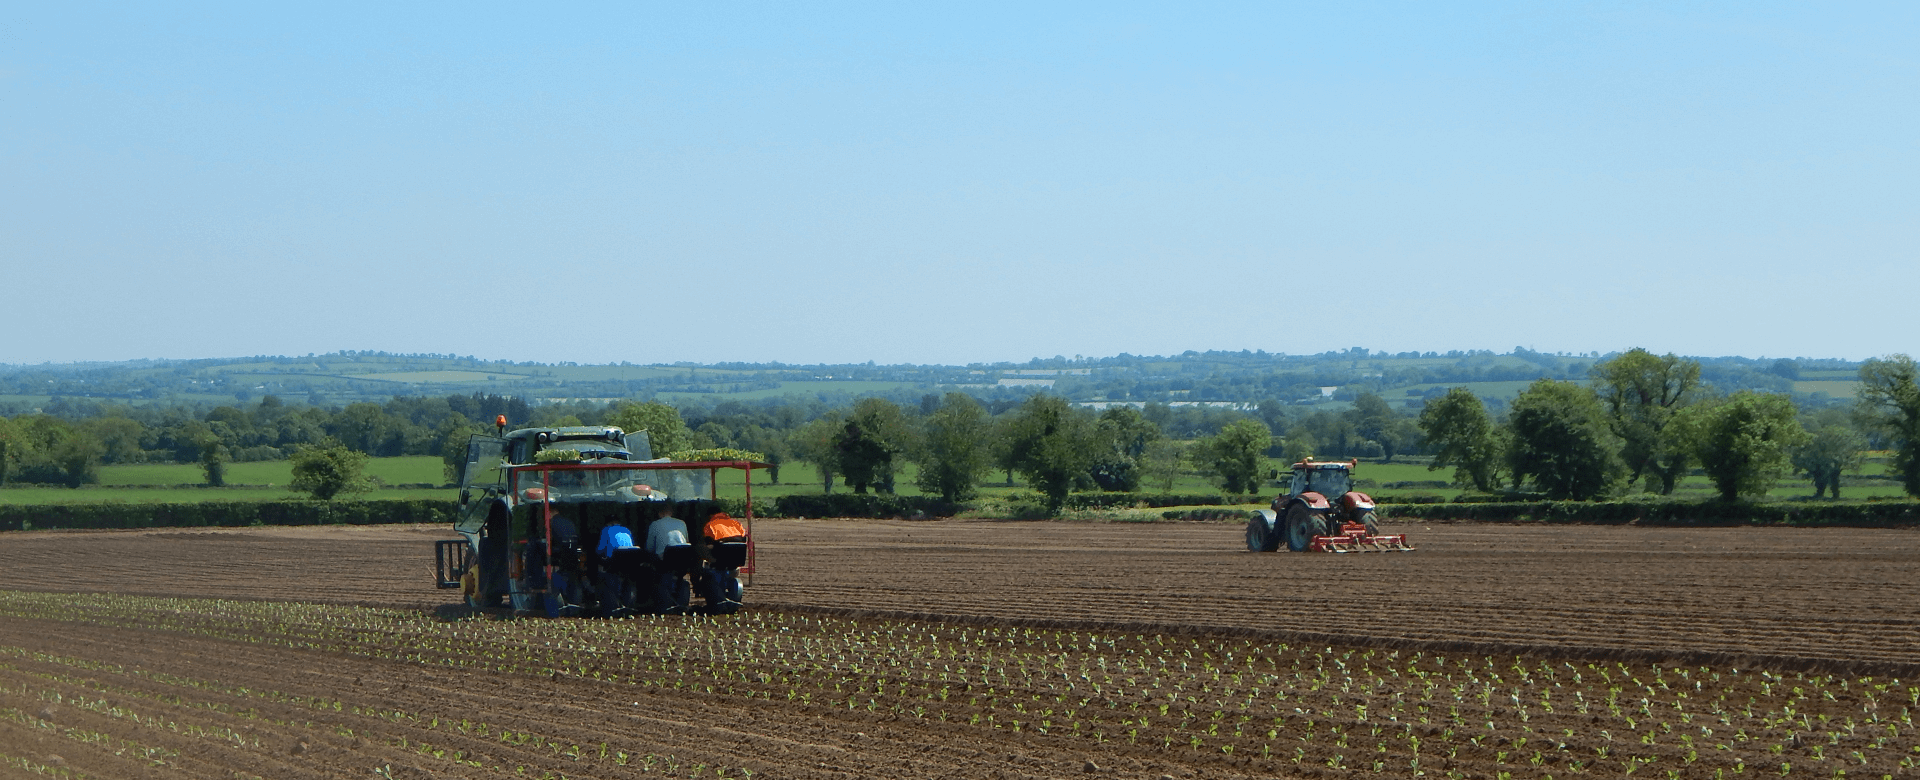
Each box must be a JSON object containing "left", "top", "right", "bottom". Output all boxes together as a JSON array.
[
  {"left": 512, "top": 459, "right": 772, "bottom": 594},
  {"left": 1308, "top": 521, "right": 1414, "bottom": 553}
]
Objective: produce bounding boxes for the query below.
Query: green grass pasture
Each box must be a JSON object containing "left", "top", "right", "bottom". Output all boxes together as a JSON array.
[
  {"left": 0, "top": 487, "right": 452, "bottom": 505},
  {"left": 1792, "top": 380, "right": 1859, "bottom": 398},
  {"left": 97, "top": 456, "right": 444, "bottom": 487}
]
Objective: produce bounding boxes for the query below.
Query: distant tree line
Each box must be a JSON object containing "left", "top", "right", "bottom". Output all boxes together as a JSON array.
[
  {"left": 1, "top": 347, "right": 1858, "bottom": 413},
  {"left": 1417, "top": 350, "right": 1920, "bottom": 502},
  {"left": 5, "top": 351, "right": 1913, "bottom": 512}
]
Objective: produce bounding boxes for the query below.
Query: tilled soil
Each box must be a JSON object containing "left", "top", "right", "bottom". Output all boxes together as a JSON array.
[{"left": 0, "top": 518, "right": 1915, "bottom": 779}]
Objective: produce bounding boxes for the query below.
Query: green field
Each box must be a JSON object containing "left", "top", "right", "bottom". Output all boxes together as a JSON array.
[
  {"left": 2, "top": 452, "right": 1900, "bottom": 508},
  {"left": 1792, "top": 379, "right": 1860, "bottom": 398},
  {"left": 96, "top": 456, "right": 445, "bottom": 487},
  {"left": 0, "top": 487, "right": 453, "bottom": 505}
]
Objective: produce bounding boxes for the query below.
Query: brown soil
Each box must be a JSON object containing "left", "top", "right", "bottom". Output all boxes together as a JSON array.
[{"left": 0, "top": 518, "right": 1914, "bottom": 779}]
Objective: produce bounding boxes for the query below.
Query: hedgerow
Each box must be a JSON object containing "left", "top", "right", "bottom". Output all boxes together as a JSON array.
[
  {"left": 1392, "top": 499, "right": 1920, "bottom": 527},
  {"left": 0, "top": 500, "right": 457, "bottom": 532}
]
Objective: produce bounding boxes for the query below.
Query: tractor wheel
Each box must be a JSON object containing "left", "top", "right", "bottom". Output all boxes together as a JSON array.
[
  {"left": 1357, "top": 511, "right": 1381, "bottom": 536},
  {"left": 672, "top": 578, "right": 693, "bottom": 614},
  {"left": 461, "top": 567, "right": 482, "bottom": 608},
  {"left": 1246, "top": 512, "right": 1279, "bottom": 552},
  {"left": 1284, "top": 503, "right": 1327, "bottom": 552}
]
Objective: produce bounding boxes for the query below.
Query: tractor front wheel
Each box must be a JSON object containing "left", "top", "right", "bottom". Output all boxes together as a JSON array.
[
  {"left": 1357, "top": 511, "right": 1381, "bottom": 536},
  {"left": 1246, "top": 512, "right": 1279, "bottom": 552},
  {"left": 1284, "top": 503, "right": 1326, "bottom": 552}
]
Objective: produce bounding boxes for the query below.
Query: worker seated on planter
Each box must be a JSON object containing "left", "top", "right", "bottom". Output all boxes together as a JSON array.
[
  {"left": 645, "top": 512, "right": 695, "bottom": 615},
  {"left": 545, "top": 512, "right": 584, "bottom": 617},
  {"left": 694, "top": 511, "right": 748, "bottom": 614},
  {"left": 522, "top": 512, "right": 583, "bottom": 618},
  {"left": 596, "top": 519, "right": 640, "bottom": 617}
]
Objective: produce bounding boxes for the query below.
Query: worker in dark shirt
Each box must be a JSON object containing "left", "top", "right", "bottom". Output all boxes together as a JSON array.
[{"left": 540, "top": 511, "right": 582, "bottom": 618}]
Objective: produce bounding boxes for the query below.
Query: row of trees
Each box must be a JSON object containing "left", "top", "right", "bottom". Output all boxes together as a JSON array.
[
  {"left": 1419, "top": 351, "right": 1920, "bottom": 501},
  {"left": 9, "top": 352, "right": 1915, "bottom": 509},
  {"left": 588, "top": 394, "right": 1275, "bottom": 512}
]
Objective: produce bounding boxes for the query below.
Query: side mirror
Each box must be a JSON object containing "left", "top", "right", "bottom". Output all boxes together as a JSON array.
[{"left": 459, "top": 489, "right": 471, "bottom": 506}]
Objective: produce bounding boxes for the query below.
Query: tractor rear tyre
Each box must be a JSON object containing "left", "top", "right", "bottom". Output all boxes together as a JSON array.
[
  {"left": 1246, "top": 513, "right": 1279, "bottom": 552},
  {"left": 1357, "top": 511, "right": 1381, "bottom": 536},
  {"left": 1284, "top": 503, "right": 1327, "bottom": 552}
]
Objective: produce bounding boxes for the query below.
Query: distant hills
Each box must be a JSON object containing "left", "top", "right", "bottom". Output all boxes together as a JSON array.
[{"left": 0, "top": 349, "right": 1862, "bottom": 414}]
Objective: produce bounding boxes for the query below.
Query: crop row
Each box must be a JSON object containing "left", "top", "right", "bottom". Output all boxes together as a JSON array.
[{"left": 1, "top": 590, "right": 1917, "bottom": 778}]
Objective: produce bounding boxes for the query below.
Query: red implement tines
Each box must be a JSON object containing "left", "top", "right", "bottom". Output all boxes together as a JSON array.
[{"left": 1307, "top": 522, "right": 1415, "bottom": 553}]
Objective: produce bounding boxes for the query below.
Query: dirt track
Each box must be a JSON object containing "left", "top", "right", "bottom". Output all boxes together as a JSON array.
[{"left": 0, "top": 518, "right": 1916, "bottom": 778}]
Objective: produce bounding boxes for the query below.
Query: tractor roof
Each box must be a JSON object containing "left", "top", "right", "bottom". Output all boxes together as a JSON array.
[
  {"left": 505, "top": 426, "right": 627, "bottom": 444},
  {"left": 1291, "top": 459, "right": 1357, "bottom": 472}
]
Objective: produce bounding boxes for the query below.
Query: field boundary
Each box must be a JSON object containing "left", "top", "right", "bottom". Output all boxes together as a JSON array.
[
  {"left": 0, "top": 499, "right": 457, "bottom": 531},
  {"left": 1386, "top": 499, "right": 1920, "bottom": 528}
]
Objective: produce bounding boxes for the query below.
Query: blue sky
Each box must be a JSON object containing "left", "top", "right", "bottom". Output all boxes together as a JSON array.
[{"left": 5, "top": 2, "right": 1915, "bottom": 366}]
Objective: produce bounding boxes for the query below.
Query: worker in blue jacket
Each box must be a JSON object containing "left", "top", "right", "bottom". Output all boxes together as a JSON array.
[{"left": 597, "top": 521, "right": 637, "bottom": 616}]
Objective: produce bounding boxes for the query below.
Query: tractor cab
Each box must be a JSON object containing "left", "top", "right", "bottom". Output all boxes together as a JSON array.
[
  {"left": 504, "top": 425, "right": 648, "bottom": 465},
  {"left": 1289, "top": 461, "right": 1354, "bottom": 501}
]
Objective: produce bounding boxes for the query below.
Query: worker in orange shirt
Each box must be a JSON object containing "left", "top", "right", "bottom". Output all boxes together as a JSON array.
[{"left": 694, "top": 512, "right": 748, "bottom": 614}]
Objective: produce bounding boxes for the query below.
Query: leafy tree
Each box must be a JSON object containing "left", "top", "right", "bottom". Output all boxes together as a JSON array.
[
  {"left": 197, "top": 433, "right": 228, "bottom": 487},
  {"left": 1087, "top": 406, "right": 1161, "bottom": 491},
  {"left": 834, "top": 398, "right": 913, "bottom": 494},
  {"left": 988, "top": 415, "right": 1021, "bottom": 487},
  {"left": 0, "top": 416, "right": 19, "bottom": 486},
  {"left": 788, "top": 415, "right": 843, "bottom": 493},
  {"left": 1003, "top": 395, "right": 1095, "bottom": 513},
  {"left": 1140, "top": 439, "right": 1187, "bottom": 493},
  {"left": 1280, "top": 432, "right": 1318, "bottom": 465},
  {"left": 436, "top": 414, "right": 485, "bottom": 484},
  {"left": 916, "top": 393, "right": 991, "bottom": 502},
  {"left": 289, "top": 441, "right": 373, "bottom": 500},
  {"left": 734, "top": 423, "right": 792, "bottom": 485},
  {"left": 1348, "top": 393, "right": 1409, "bottom": 462},
  {"left": 1290, "top": 410, "right": 1362, "bottom": 458},
  {"left": 1590, "top": 349, "right": 1702, "bottom": 494},
  {"left": 1792, "top": 414, "right": 1866, "bottom": 499},
  {"left": 333, "top": 403, "right": 404, "bottom": 456},
  {"left": 81, "top": 416, "right": 147, "bottom": 464},
  {"left": 1692, "top": 392, "right": 1809, "bottom": 501},
  {"left": 695, "top": 421, "right": 735, "bottom": 450},
  {"left": 1196, "top": 419, "right": 1271, "bottom": 494},
  {"left": 7, "top": 415, "right": 104, "bottom": 488},
  {"left": 1856, "top": 354, "right": 1920, "bottom": 497},
  {"left": 834, "top": 419, "right": 893, "bottom": 494},
  {"left": 607, "top": 400, "right": 693, "bottom": 457},
  {"left": 1417, "top": 388, "right": 1507, "bottom": 493},
  {"left": 1506, "top": 379, "right": 1624, "bottom": 500}
]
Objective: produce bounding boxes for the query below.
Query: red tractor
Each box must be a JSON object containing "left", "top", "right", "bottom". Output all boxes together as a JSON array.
[{"left": 1246, "top": 460, "right": 1413, "bottom": 553}]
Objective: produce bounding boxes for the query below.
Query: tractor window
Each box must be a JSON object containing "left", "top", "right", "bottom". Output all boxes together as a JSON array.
[
  {"left": 514, "top": 468, "right": 610, "bottom": 502},
  {"left": 1304, "top": 468, "right": 1352, "bottom": 499},
  {"left": 463, "top": 436, "right": 508, "bottom": 489},
  {"left": 644, "top": 468, "right": 713, "bottom": 502}
]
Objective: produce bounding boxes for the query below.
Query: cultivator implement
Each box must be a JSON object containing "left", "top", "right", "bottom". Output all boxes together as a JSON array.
[{"left": 1309, "top": 522, "right": 1415, "bottom": 553}]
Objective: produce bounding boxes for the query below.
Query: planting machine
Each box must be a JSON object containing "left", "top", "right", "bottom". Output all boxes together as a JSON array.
[
  {"left": 1246, "top": 460, "right": 1414, "bottom": 553},
  {"left": 434, "top": 418, "right": 769, "bottom": 617}
]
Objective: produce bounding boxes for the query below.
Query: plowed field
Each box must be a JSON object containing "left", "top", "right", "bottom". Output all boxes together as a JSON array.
[{"left": 0, "top": 518, "right": 1916, "bottom": 779}]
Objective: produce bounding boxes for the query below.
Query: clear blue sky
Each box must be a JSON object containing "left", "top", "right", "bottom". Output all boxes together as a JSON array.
[{"left": 5, "top": 2, "right": 1915, "bottom": 366}]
